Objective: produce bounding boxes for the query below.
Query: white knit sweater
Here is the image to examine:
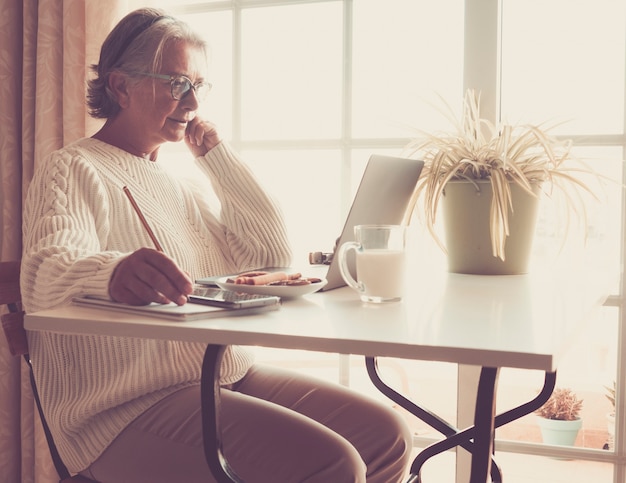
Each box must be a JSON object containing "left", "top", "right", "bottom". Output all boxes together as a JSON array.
[{"left": 21, "top": 137, "right": 291, "bottom": 472}]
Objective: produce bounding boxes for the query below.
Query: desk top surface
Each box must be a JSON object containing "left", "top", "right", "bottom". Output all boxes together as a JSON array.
[{"left": 25, "top": 267, "right": 608, "bottom": 371}]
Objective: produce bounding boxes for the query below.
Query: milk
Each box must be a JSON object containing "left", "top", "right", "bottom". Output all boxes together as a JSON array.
[{"left": 356, "top": 249, "right": 406, "bottom": 300}]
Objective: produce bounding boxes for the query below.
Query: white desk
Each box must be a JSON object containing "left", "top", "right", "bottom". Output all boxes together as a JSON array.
[{"left": 25, "top": 268, "right": 608, "bottom": 483}]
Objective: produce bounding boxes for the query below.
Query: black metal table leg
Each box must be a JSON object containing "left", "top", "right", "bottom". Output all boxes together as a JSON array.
[
  {"left": 471, "top": 367, "right": 499, "bottom": 483},
  {"left": 365, "top": 356, "right": 558, "bottom": 483},
  {"left": 366, "top": 357, "right": 458, "bottom": 437},
  {"left": 366, "top": 357, "right": 502, "bottom": 483},
  {"left": 201, "top": 344, "right": 244, "bottom": 483},
  {"left": 408, "top": 424, "right": 502, "bottom": 483},
  {"left": 494, "top": 371, "right": 556, "bottom": 428}
]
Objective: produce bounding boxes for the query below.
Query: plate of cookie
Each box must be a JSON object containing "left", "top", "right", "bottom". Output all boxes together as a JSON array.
[{"left": 215, "top": 271, "right": 327, "bottom": 298}]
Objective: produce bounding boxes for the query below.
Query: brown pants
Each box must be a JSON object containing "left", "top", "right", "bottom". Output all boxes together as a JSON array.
[{"left": 80, "top": 364, "right": 413, "bottom": 483}]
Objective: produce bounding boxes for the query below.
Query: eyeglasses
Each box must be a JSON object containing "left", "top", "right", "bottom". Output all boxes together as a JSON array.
[{"left": 137, "top": 73, "right": 212, "bottom": 101}]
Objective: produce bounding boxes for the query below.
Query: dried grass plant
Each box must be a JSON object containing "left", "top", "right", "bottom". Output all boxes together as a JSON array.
[
  {"left": 404, "top": 89, "right": 596, "bottom": 260},
  {"left": 535, "top": 387, "right": 583, "bottom": 421}
]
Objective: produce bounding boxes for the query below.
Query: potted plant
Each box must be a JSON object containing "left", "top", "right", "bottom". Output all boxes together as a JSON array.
[
  {"left": 404, "top": 89, "right": 596, "bottom": 275},
  {"left": 535, "top": 387, "right": 584, "bottom": 446},
  {"left": 604, "top": 381, "right": 616, "bottom": 450}
]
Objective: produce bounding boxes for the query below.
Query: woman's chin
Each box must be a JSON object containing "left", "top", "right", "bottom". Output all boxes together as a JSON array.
[{"left": 163, "top": 128, "right": 186, "bottom": 143}]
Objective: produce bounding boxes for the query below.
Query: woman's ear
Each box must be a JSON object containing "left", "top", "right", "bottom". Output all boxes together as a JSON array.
[{"left": 108, "top": 71, "right": 131, "bottom": 109}]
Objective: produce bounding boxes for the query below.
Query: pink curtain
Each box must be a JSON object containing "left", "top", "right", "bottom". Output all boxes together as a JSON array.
[{"left": 0, "top": 1, "right": 129, "bottom": 481}]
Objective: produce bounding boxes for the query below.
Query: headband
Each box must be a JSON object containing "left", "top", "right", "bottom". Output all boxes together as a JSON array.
[{"left": 114, "top": 15, "right": 167, "bottom": 66}]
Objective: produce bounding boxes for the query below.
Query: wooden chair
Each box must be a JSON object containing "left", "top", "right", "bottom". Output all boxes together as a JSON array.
[{"left": 0, "top": 260, "right": 97, "bottom": 483}]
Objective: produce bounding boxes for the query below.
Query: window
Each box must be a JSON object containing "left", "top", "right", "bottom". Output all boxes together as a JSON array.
[
  {"left": 153, "top": 1, "right": 626, "bottom": 481},
  {"left": 158, "top": 0, "right": 464, "bottom": 260}
]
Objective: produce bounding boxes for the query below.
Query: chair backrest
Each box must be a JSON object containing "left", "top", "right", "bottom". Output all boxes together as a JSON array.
[
  {"left": 0, "top": 260, "right": 97, "bottom": 483},
  {"left": 0, "top": 260, "right": 28, "bottom": 356}
]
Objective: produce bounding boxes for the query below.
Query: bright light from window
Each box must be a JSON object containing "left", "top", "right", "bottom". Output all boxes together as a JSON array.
[
  {"left": 241, "top": 3, "right": 344, "bottom": 140},
  {"left": 501, "top": 0, "right": 626, "bottom": 135},
  {"left": 352, "top": 0, "right": 465, "bottom": 138}
]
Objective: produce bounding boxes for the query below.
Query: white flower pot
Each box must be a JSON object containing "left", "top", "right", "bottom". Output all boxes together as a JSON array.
[{"left": 537, "top": 416, "right": 582, "bottom": 446}]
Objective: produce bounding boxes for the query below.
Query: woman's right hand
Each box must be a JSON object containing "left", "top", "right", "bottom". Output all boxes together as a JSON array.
[
  {"left": 185, "top": 116, "right": 221, "bottom": 158},
  {"left": 108, "top": 248, "right": 193, "bottom": 306}
]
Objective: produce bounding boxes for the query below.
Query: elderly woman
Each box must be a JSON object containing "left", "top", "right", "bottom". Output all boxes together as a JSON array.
[{"left": 21, "top": 8, "right": 412, "bottom": 482}]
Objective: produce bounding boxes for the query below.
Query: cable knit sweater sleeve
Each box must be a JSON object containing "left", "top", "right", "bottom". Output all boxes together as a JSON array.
[
  {"left": 22, "top": 146, "right": 122, "bottom": 310},
  {"left": 20, "top": 138, "right": 292, "bottom": 472},
  {"left": 22, "top": 138, "right": 292, "bottom": 310},
  {"left": 193, "top": 142, "right": 292, "bottom": 271}
]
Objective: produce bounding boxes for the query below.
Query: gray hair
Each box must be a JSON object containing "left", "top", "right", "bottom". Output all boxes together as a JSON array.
[{"left": 87, "top": 8, "right": 208, "bottom": 119}]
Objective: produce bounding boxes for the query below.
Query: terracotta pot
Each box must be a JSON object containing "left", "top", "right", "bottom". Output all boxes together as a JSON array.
[{"left": 441, "top": 180, "right": 541, "bottom": 275}]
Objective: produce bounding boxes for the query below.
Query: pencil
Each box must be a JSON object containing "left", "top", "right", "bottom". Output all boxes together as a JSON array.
[{"left": 122, "top": 186, "right": 164, "bottom": 252}]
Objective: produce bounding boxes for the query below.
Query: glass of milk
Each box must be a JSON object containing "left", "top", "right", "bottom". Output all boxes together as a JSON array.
[{"left": 337, "top": 225, "right": 406, "bottom": 303}]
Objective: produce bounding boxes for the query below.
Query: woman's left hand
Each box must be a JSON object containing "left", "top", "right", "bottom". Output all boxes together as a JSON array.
[{"left": 185, "top": 116, "right": 221, "bottom": 157}]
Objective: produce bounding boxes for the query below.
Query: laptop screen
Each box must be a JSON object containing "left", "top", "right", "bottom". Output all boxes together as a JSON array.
[{"left": 320, "top": 155, "right": 424, "bottom": 291}]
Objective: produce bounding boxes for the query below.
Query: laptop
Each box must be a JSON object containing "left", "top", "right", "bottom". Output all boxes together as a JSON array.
[{"left": 196, "top": 154, "right": 424, "bottom": 291}]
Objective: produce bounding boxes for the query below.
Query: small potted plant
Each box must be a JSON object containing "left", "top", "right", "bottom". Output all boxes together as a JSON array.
[
  {"left": 535, "top": 387, "right": 583, "bottom": 446},
  {"left": 404, "top": 89, "right": 597, "bottom": 275},
  {"left": 604, "top": 381, "right": 616, "bottom": 450}
]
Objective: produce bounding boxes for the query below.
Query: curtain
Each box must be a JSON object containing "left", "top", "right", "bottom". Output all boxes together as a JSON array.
[{"left": 0, "top": 1, "right": 129, "bottom": 481}]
